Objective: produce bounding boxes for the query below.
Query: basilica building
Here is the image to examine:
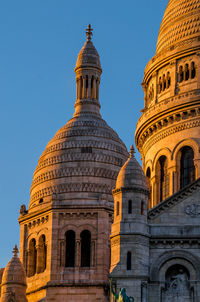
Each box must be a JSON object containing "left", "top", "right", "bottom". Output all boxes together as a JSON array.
[{"left": 0, "top": 0, "right": 200, "bottom": 301}]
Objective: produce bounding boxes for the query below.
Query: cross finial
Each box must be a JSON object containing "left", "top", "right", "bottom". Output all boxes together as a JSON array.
[
  {"left": 12, "top": 245, "right": 18, "bottom": 257},
  {"left": 86, "top": 24, "right": 93, "bottom": 41},
  {"left": 130, "top": 145, "right": 135, "bottom": 157}
]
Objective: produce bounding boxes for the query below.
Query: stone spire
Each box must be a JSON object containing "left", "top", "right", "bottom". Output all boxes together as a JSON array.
[{"left": 74, "top": 25, "right": 102, "bottom": 117}]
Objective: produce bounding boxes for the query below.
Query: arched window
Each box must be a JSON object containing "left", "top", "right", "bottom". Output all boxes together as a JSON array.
[
  {"left": 179, "top": 66, "right": 184, "bottom": 82},
  {"left": 128, "top": 200, "right": 132, "bottom": 214},
  {"left": 180, "top": 147, "right": 195, "bottom": 189},
  {"left": 158, "top": 77, "right": 162, "bottom": 93},
  {"left": 37, "top": 235, "right": 47, "bottom": 273},
  {"left": 191, "top": 62, "right": 196, "bottom": 79},
  {"left": 65, "top": 230, "right": 75, "bottom": 267},
  {"left": 85, "top": 75, "right": 88, "bottom": 98},
  {"left": 163, "top": 74, "right": 166, "bottom": 90},
  {"left": 127, "top": 252, "right": 131, "bottom": 270},
  {"left": 91, "top": 76, "right": 94, "bottom": 99},
  {"left": 146, "top": 167, "right": 151, "bottom": 209},
  {"left": 156, "top": 156, "right": 169, "bottom": 203},
  {"left": 81, "top": 230, "right": 91, "bottom": 267},
  {"left": 167, "top": 72, "right": 171, "bottom": 88},
  {"left": 116, "top": 201, "right": 120, "bottom": 216},
  {"left": 185, "top": 64, "right": 189, "bottom": 81},
  {"left": 28, "top": 238, "right": 37, "bottom": 277}
]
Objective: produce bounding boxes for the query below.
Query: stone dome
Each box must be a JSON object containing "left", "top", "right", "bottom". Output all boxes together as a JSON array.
[
  {"left": 75, "top": 40, "right": 101, "bottom": 71},
  {"left": 75, "top": 24, "right": 101, "bottom": 71},
  {"left": 29, "top": 25, "right": 128, "bottom": 211},
  {"left": 116, "top": 146, "right": 148, "bottom": 189},
  {"left": 1, "top": 246, "right": 26, "bottom": 287},
  {"left": 156, "top": 0, "right": 200, "bottom": 54}
]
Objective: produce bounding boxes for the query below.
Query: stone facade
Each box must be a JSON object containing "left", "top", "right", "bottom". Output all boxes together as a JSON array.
[
  {"left": 0, "top": 1, "right": 200, "bottom": 301},
  {"left": 110, "top": 1, "right": 200, "bottom": 302}
]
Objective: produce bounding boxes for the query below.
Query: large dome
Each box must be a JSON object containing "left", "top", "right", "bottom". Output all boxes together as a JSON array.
[
  {"left": 29, "top": 26, "right": 128, "bottom": 211},
  {"left": 156, "top": 0, "right": 200, "bottom": 55},
  {"left": 29, "top": 115, "right": 128, "bottom": 210}
]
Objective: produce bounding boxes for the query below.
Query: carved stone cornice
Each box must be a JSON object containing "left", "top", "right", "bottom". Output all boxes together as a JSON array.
[
  {"left": 148, "top": 178, "right": 200, "bottom": 220},
  {"left": 31, "top": 182, "right": 113, "bottom": 203},
  {"left": 31, "top": 167, "right": 118, "bottom": 191}
]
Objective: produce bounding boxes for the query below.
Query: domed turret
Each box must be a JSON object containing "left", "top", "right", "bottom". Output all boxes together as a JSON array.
[
  {"left": 28, "top": 25, "right": 128, "bottom": 212},
  {"left": 1, "top": 246, "right": 27, "bottom": 302},
  {"left": 116, "top": 145, "right": 148, "bottom": 189},
  {"left": 110, "top": 147, "right": 149, "bottom": 300},
  {"left": 18, "top": 25, "right": 128, "bottom": 301}
]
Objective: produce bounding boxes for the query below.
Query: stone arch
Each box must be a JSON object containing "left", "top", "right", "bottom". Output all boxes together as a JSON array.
[
  {"left": 150, "top": 250, "right": 200, "bottom": 282},
  {"left": 172, "top": 138, "right": 199, "bottom": 162},
  {"left": 76, "top": 224, "right": 96, "bottom": 240},
  {"left": 37, "top": 234, "right": 47, "bottom": 274},
  {"left": 152, "top": 147, "right": 172, "bottom": 172},
  {"left": 172, "top": 139, "right": 199, "bottom": 191},
  {"left": 59, "top": 224, "right": 78, "bottom": 238}
]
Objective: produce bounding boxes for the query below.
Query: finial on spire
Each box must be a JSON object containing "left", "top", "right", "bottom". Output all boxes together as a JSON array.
[
  {"left": 130, "top": 145, "right": 135, "bottom": 157},
  {"left": 12, "top": 245, "right": 18, "bottom": 257},
  {"left": 86, "top": 24, "right": 93, "bottom": 41}
]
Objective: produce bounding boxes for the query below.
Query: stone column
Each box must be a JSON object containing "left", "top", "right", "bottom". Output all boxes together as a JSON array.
[
  {"left": 91, "top": 240, "right": 95, "bottom": 267},
  {"left": 60, "top": 240, "right": 65, "bottom": 267},
  {"left": 79, "top": 77, "right": 82, "bottom": 99},
  {"left": 88, "top": 76, "right": 91, "bottom": 99},
  {"left": 76, "top": 240, "right": 80, "bottom": 267},
  {"left": 83, "top": 77, "right": 86, "bottom": 98}
]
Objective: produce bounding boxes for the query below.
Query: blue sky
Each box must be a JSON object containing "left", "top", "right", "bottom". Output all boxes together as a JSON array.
[{"left": 0, "top": 0, "right": 168, "bottom": 267}]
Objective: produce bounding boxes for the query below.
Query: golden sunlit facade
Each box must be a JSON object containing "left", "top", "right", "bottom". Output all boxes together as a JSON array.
[{"left": 0, "top": 1, "right": 200, "bottom": 302}]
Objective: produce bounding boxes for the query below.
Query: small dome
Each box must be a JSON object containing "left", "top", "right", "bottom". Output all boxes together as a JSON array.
[
  {"left": 156, "top": 0, "right": 200, "bottom": 54},
  {"left": 1, "top": 246, "right": 26, "bottom": 287},
  {"left": 116, "top": 146, "right": 148, "bottom": 189},
  {"left": 75, "top": 24, "right": 101, "bottom": 71}
]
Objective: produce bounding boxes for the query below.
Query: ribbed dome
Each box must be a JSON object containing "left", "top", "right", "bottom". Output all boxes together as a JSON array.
[
  {"left": 156, "top": 0, "right": 200, "bottom": 54},
  {"left": 29, "top": 115, "right": 128, "bottom": 210},
  {"left": 116, "top": 146, "right": 148, "bottom": 189},
  {"left": 29, "top": 25, "right": 128, "bottom": 211},
  {"left": 75, "top": 40, "right": 101, "bottom": 71},
  {"left": 1, "top": 246, "right": 26, "bottom": 287}
]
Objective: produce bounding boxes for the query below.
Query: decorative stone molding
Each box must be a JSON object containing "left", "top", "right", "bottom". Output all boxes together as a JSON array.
[
  {"left": 26, "top": 215, "right": 49, "bottom": 229},
  {"left": 31, "top": 182, "right": 113, "bottom": 204},
  {"left": 142, "top": 118, "right": 200, "bottom": 154},
  {"left": 35, "top": 153, "right": 124, "bottom": 173},
  {"left": 59, "top": 212, "right": 98, "bottom": 220},
  {"left": 31, "top": 167, "right": 118, "bottom": 190},
  {"left": 148, "top": 178, "right": 200, "bottom": 220}
]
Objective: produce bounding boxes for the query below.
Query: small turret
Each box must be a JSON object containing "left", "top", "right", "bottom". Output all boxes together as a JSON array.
[
  {"left": 1, "top": 246, "right": 27, "bottom": 302},
  {"left": 110, "top": 146, "right": 149, "bottom": 300},
  {"left": 74, "top": 24, "right": 102, "bottom": 117}
]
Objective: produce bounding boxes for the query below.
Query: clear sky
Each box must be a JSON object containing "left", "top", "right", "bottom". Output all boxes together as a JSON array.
[{"left": 0, "top": 0, "right": 168, "bottom": 267}]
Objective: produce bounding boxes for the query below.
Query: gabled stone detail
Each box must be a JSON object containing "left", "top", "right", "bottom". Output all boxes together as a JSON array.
[{"left": 148, "top": 178, "right": 200, "bottom": 220}]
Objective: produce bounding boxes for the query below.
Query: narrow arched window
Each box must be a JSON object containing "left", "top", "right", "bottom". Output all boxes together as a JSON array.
[
  {"left": 141, "top": 201, "right": 145, "bottom": 215},
  {"left": 146, "top": 167, "right": 151, "bottom": 209},
  {"left": 179, "top": 66, "right": 184, "bottom": 82},
  {"left": 128, "top": 200, "right": 132, "bottom": 214},
  {"left": 37, "top": 235, "right": 47, "bottom": 273},
  {"left": 28, "top": 238, "right": 37, "bottom": 277},
  {"left": 159, "top": 77, "right": 162, "bottom": 93},
  {"left": 191, "top": 62, "right": 196, "bottom": 79},
  {"left": 65, "top": 230, "right": 75, "bottom": 267},
  {"left": 185, "top": 64, "right": 189, "bottom": 81},
  {"left": 163, "top": 74, "right": 166, "bottom": 90},
  {"left": 180, "top": 147, "right": 195, "bottom": 189},
  {"left": 86, "top": 75, "right": 88, "bottom": 98},
  {"left": 127, "top": 252, "right": 131, "bottom": 270},
  {"left": 116, "top": 201, "right": 120, "bottom": 216},
  {"left": 167, "top": 72, "right": 171, "bottom": 88},
  {"left": 91, "top": 76, "right": 94, "bottom": 99},
  {"left": 81, "top": 230, "right": 91, "bottom": 267},
  {"left": 156, "top": 156, "right": 169, "bottom": 203}
]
